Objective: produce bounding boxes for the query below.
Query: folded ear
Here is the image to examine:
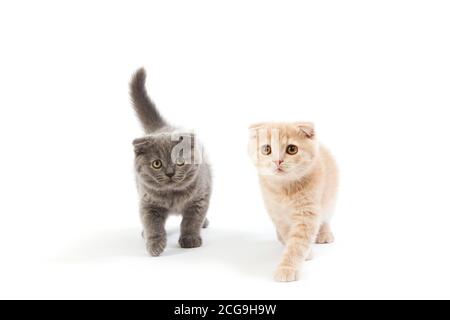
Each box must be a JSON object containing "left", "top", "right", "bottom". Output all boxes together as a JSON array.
[
  {"left": 249, "top": 122, "right": 268, "bottom": 130},
  {"left": 179, "top": 132, "right": 196, "bottom": 142},
  {"left": 181, "top": 133, "right": 197, "bottom": 156},
  {"left": 295, "top": 122, "right": 315, "bottom": 139},
  {"left": 132, "top": 137, "right": 152, "bottom": 155},
  {"left": 170, "top": 132, "right": 200, "bottom": 164},
  {"left": 172, "top": 132, "right": 196, "bottom": 148},
  {"left": 249, "top": 122, "right": 271, "bottom": 140}
]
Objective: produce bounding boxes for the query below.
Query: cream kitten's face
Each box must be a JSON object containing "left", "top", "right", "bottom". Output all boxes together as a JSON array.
[{"left": 248, "top": 122, "right": 319, "bottom": 179}]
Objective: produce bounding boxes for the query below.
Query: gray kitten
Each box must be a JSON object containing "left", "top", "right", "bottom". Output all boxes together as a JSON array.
[{"left": 130, "top": 68, "right": 212, "bottom": 257}]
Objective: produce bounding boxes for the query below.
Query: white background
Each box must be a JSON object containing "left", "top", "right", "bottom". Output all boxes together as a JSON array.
[{"left": 0, "top": 0, "right": 449, "bottom": 300}]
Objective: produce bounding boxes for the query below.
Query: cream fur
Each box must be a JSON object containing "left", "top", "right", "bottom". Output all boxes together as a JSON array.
[{"left": 248, "top": 122, "right": 338, "bottom": 282}]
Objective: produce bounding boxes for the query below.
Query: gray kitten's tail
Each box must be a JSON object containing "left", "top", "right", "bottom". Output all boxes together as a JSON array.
[{"left": 130, "top": 68, "right": 167, "bottom": 133}]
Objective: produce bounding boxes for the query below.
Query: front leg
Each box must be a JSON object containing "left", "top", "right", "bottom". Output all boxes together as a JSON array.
[
  {"left": 274, "top": 207, "right": 321, "bottom": 282},
  {"left": 275, "top": 222, "right": 290, "bottom": 245},
  {"left": 141, "top": 203, "right": 168, "bottom": 257},
  {"left": 179, "top": 197, "right": 209, "bottom": 249}
]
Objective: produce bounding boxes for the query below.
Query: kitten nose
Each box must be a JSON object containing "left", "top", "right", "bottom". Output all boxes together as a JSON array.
[
  {"left": 165, "top": 169, "right": 175, "bottom": 178},
  {"left": 274, "top": 160, "right": 284, "bottom": 166}
]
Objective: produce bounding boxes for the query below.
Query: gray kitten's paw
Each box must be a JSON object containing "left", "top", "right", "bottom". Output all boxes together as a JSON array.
[
  {"left": 146, "top": 237, "right": 167, "bottom": 257},
  {"left": 179, "top": 235, "right": 202, "bottom": 248}
]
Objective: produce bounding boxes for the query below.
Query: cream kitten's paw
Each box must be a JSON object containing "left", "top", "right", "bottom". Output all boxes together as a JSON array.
[
  {"left": 274, "top": 267, "right": 299, "bottom": 282},
  {"left": 306, "top": 250, "right": 314, "bottom": 261},
  {"left": 146, "top": 237, "right": 167, "bottom": 257},
  {"left": 316, "top": 232, "right": 334, "bottom": 244}
]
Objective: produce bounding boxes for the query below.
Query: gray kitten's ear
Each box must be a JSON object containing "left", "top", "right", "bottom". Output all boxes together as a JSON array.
[
  {"left": 295, "top": 122, "right": 315, "bottom": 139},
  {"left": 178, "top": 132, "right": 196, "bottom": 142},
  {"left": 171, "top": 132, "right": 199, "bottom": 164},
  {"left": 133, "top": 137, "right": 151, "bottom": 155},
  {"left": 182, "top": 133, "right": 197, "bottom": 155},
  {"left": 173, "top": 133, "right": 195, "bottom": 151}
]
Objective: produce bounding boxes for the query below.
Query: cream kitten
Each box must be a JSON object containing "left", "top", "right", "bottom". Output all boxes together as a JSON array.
[{"left": 248, "top": 122, "right": 338, "bottom": 282}]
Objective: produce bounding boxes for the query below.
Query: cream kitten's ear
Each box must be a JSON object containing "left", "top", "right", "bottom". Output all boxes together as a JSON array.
[
  {"left": 248, "top": 122, "right": 268, "bottom": 130},
  {"left": 295, "top": 122, "right": 315, "bottom": 139},
  {"left": 249, "top": 123, "right": 266, "bottom": 139}
]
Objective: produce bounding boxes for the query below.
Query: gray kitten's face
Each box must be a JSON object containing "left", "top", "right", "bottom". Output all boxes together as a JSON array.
[{"left": 134, "top": 134, "right": 200, "bottom": 190}]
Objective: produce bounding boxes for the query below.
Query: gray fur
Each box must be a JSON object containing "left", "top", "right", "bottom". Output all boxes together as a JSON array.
[
  {"left": 130, "top": 68, "right": 167, "bottom": 133},
  {"left": 130, "top": 68, "right": 212, "bottom": 256}
]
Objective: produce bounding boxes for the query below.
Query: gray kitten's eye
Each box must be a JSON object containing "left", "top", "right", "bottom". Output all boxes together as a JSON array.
[
  {"left": 151, "top": 160, "right": 162, "bottom": 169},
  {"left": 286, "top": 145, "right": 298, "bottom": 155},
  {"left": 261, "top": 145, "right": 271, "bottom": 156},
  {"left": 176, "top": 158, "right": 185, "bottom": 166}
]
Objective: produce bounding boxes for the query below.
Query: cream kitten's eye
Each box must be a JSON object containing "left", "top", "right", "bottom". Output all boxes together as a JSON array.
[
  {"left": 286, "top": 145, "right": 298, "bottom": 155},
  {"left": 176, "top": 158, "right": 185, "bottom": 166},
  {"left": 151, "top": 160, "right": 162, "bottom": 169},
  {"left": 261, "top": 145, "right": 272, "bottom": 156}
]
